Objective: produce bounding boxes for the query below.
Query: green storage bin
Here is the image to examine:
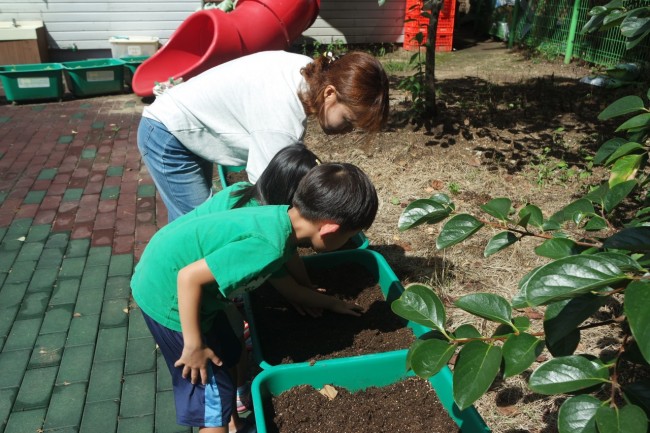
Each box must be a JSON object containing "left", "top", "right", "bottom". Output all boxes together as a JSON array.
[
  {"left": 245, "top": 248, "right": 418, "bottom": 369},
  {"left": 62, "top": 58, "right": 125, "bottom": 97},
  {"left": 120, "top": 55, "right": 149, "bottom": 87},
  {"left": 0, "top": 63, "right": 64, "bottom": 103},
  {"left": 251, "top": 349, "right": 491, "bottom": 433}
]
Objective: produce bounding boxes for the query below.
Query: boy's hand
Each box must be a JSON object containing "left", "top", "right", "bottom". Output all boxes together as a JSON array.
[
  {"left": 174, "top": 345, "right": 223, "bottom": 385},
  {"left": 288, "top": 285, "right": 327, "bottom": 317},
  {"left": 329, "top": 299, "right": 363, "bottom": 317}
]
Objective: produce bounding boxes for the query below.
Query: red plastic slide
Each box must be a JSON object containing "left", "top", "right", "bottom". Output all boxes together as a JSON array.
[{"left": 132, "top": 0, "right": 321, "bottom": 97}]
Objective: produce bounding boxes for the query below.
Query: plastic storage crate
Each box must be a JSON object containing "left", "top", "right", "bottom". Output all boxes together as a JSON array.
[
  {"left": 62, "top": 58, "right": 125, "bottom": 97},
  {"left": 251, "top": 349, "right": 491, "bottom": 433},
  {"left": 245, "top": 248, "right": 412, "bottom": 369},
  {"left": 109, "top": 36, "right": 159, "bottom": 58},
  {"left": 0, "top": 62, "right": 64, "bottom": 102},
  {"left": 120, "top": 56, "right": 149, "bottom": 88}
]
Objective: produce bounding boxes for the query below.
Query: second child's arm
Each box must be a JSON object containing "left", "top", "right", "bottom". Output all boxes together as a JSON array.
[{"left": 174, "top": 259, "right": 222, "bottom": 385}]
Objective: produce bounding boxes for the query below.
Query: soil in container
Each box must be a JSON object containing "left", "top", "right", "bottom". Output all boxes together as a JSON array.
[
  {"left": 250, "top": 262, "right": 415, "bottom": 364},
  {"left": 267, "top": 377, "right": 459, "bottom": 433}
]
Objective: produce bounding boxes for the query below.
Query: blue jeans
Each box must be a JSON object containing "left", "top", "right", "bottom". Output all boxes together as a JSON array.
[{"left": 137, "top": 117, "right": 213, "bottom": 222}]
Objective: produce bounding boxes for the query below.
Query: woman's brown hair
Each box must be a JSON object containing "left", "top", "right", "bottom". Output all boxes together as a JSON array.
[{"left": 299, "top": 51, "right": 389, "bottom": 133}]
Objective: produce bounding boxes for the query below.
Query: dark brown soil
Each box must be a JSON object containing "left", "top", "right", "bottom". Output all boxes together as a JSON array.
[
  {"left": 267, "top": 377, "right": 459, "bottom": 433},
  {"left": 249, "top": 262, "right": 415, "bottom": 365}
]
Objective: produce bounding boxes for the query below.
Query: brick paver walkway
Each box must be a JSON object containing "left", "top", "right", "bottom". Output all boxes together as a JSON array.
[{"left": 0, "top": 94, "right": 199, "bottom": 433}]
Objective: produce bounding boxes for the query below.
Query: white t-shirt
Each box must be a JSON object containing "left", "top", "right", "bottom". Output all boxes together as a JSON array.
[{"left": 142, "top": 50, "right": 312, "bottom": 183}]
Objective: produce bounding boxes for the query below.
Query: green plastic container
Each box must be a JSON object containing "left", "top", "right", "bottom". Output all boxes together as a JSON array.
[
  {"left": 62, "top": 58, "right": 125, "bottom": 97},
  {"left": 120, "top": 55, "right": 149, "bottom": 87},
  {"left": 251, "top": 349, "right": 491, "bottom": 433},
  {"left": 245, "top": 248, "right": 417, "bottom": 369},
  {"left": 217, "top": 164, "right": 370, "bottom": 249},
  {"left": 0, "top": 63, "right": 64, "bottom": 103}
]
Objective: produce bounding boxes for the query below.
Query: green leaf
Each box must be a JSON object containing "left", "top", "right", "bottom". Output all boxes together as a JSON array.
[
  {"left": 584, "top": 216, "right": 608, "bottom": 231},
  {"left": 627, "top": 28, "right": 650, "bottom": 49},
  {"left": 453, "top": 341, "right": 502, "bottom": 410},
  {"left": 493, "top": 316, "right": 531, "bottom": 337},
  {"left": 551, "top": 199, "right": 595, "bottom": 224},
  {"left": 455, "top": 293, "right": 512, "bottom": 325},
  {"left": 616, "top": 113, "right": 650, "bottom": 133},
  {"left": 598, "top": 95, "right": 645, "bottom": 120},
  {"left": 502, "top": 332, "right": 543, "bottom": 378},
  {"left": 410, "top": 339, "right": 457, "bottom": 378},
  {"left": 546, "top": 328, "right": 581, "bottom": 357},
  {"left": 512, "top": 265, "right": 544, "bottom": 308},
  {"left": 453, "top": 324, "right": 482, "bottom": 340},
  {"left": 594, "top": 137, "right": 628, "bottom": 165},
  {"left": 480, "top": 198, "right": 512, "bottom": 221},
  {"left": 604, "top": 227, "right": 650, "bottom": 252},
  {"left": 398, "top": 198, "right": 451, "bottom": 231},
  {"left": 558, "top": 395, "right": 601, "bottom": 433},
  {"left": 585, "top": 182, "right": 610, "bottom": 206},
  {"left": 623, "top": 382, "right": 650, "bottom": 415},
  {"left": 529, "top": 356, "right": 609, "bottom": 394},
  {"left": 430, "top": 193, "right": 454, "bottom": 208},
  {"left": 625, "top": 280, "right": 650, "bottom": 364},
  {"left": 620, "top": 9, "right": 650, "bottom": 38},
  {"left": 597, "top": 252, "right": 644, "bottom": 272},
  {"left": 544, "top": 295, "right": 605, "bottom": 355},
  {"left": 518, "top": 204, "right": 544, "bottom": 229},
  {"left": 609, "top": 154, "right": 642, "bottom": 187},
  {"left": 391, "top": 284, "right": 446, "bottom": 332},
  {"left": 517, "top": 255, "right": 628, "bottom": 307},
  {"left": 604, "top": 180, "right": 638, "bottom": 213},
  {"left": 535, "top": 238, "right": 583, "bottom": 259},
  {"left": 436, "top": 214, "right": 484, "bottom": 250},
  {"left": 595, "top": 404, "right": 648, "bottom": 433},
  {"left": 604, "top": 142, "right": 645, "bottom": 166},
  {"left": 484, "top": 231, "right": 518, "bottom": 257}
]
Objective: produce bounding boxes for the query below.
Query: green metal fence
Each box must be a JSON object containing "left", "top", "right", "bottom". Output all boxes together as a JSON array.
[{"left": 503, "top": 0, "right": 650, "bottom": 67}]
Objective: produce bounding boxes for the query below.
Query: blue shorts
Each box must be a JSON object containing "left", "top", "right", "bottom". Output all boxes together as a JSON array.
[{"left": 142, "top": 310, "right": 242, "bottom": 427}]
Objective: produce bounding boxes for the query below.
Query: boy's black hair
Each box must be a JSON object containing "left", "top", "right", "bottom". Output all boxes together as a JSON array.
[
  {"left": 292, "top": 163, "right": 378, "bottom": 231},
  {"left": 231, "top": 144, "right": 320, "bottom": 208}
]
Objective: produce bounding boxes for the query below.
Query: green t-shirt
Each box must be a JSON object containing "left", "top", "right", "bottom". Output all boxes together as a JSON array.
[
  {"left": 131, "top": 204, "right": 295, "bottom": 332},
  {"left": 173, "top": 182, "right": 257, "bottom": 225}
]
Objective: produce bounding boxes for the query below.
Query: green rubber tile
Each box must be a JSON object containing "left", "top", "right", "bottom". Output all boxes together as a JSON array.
[
  {"left": 29, "top": 332, "right": 66, "bottom": 368},
  {"left": 0, "top": 226, "right": 7, "bottom": 243},
  {"left": 17, "top": 291, "right": 50, "bottom": 319},
  {"left": 100, "top": 298, "right": 129, "bottom": 328},
  {"left": 93, "top": 327, "right": 127, "bottom": 363},
  {"left": 45, "top": 231, "right": 69, "bottom": 249},
  {"left": 4, "top": 408, "right": 46, "bottom": 433},
  {"left": 124, "top": 336, "right": 156, "bottom": 375},
  {"left": 79, "top": 400, "right": 118, "bottom": 433},
  {"left": 42, "top": 425, "right": 79, "bottom": 433},
  {"left": 7, "top": 218, "right": 32, "bottom": 237},
  {"left": 63, "top": 188, "right": 83, "bottom": 202},
  {"left": 80, "top": 265, "right": 108, "bottom": 290},
  {"left": 44, "top": 382, "right": 86, "bottom": 430},
  {"left": 0, "top": 116, "right": 10, "bottom": 123},
  {"left": 0, "top": 306, "right": 19, "bottom": 340},
  {"left": 66, "top": 314, "right": 100, "bottom": 347},
  {"left": 80, "top": 103, "right": 92, "bottom": 109},
  {"left": 120, "top": 372, "right": 155, "bottom": 418},
  {"left": 71, "top": 112, "right": 85, "bottom": 119},
  {"left": 156, "top": 353, "right": 172, "bottom": 392},
  {"left": 16, "top": 241, "right": 44, "bottom": 262},
  {"left": 0, "top": 271, "right": 6, "bottom": 287},
  {"left": 4, "top": 317, "right": 42, "bottom": 351},
  {"left": 107, "top": 166, "right": 124, "bottom": 177},
  {"left": 117, "top": 414, "right": 154, "bottom": 433},
  {"left": 24, "top": 190, "right": 47, "bottom": 205},
  {"left": 27, "top": 267, "right": 58, "bottom": 293},
  {"left": 4, "top": 260, "right": 36, "bottom": 284},
  {"left": 31, "top": 105, "right": 45, "bottom": 111},
  {"left": 0, "top": 238, "right": 24, "bottom": 253},
  {"left": 57, "top": 135, "right": 74, "bottom": 144},
  {"left": 86, "top": 246, "right": 112, "bottom": 267},
  {"left": 56, "top": 344, "right": 94, "bottom": 385},
  {"left": 0, "top": 349, "right": 30, "bottom": 389},
  {"left": 59, "top": 257, "right": 86, "bottom": 278},
  {"left": 91, "top": 121, "right": 104, "bottom": 129},
  {"left": 128, "top": 308, "right": 151, "bottom": 340},
  {"left": 100, "top": 185, "right": 120, "bottom": 201},
  {"left": 26, "top": 224, "right": 52, "bottom": 243},
  {"left": 0, "top": 282, "right": 28, "bottom": 311},
  {"left": 81, "top": 149, "right": 96, "bottom": 159},
  {"left": 105, "top": 276, "right": 131, "bottom": 300},
  {"left": 108, "top": 254, "right": 133, "bottom": 277},
  {"left": 137, "top": 184, "right": 156, "bottom": 198},
  {"left": 37, "top": 168, "right": 58, "bottom": 181},
  {"left": 50, "top": 279, "right": 81, "bottom": 306},
  {"left": 155, "top": 391, "right": 190, "bottom": 433},
  {"left": 74, "top": 289, "right": 104, "bottom": 316},
  {"left": 0, "top": 388, "right": 18, "bottom": 432},
  {"left": 37, "top": 247, "right": 65, "bottom": 269},
  {"left": 0, "top": 249, "right": 18, "bottom": 272},
  {"left": 40, "top": 304, "right": 75, "bottom": 335},
  {"left": 66, "top": 238, "right": 90, "bottom": 258},
  {"left": 0, "top": 191, "right": 6, "bottom": 206},
  {"left": 14, "top": 365, "right": 57, "bottom": 410},
  {"left": 86, "top": 359, "right": 124, "bottom": 403}
]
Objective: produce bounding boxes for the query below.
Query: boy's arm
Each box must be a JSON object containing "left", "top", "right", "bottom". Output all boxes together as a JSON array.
[
  {"left": 283, "top": 252, "right": 313, "bottom": 288},
  {"left": 174, "top": 259, "right": 223, "bottom": 385}
]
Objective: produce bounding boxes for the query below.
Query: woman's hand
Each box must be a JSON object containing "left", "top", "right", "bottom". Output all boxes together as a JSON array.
[{"left": 174, "top": 344, "right": 223, "bottom": 385}]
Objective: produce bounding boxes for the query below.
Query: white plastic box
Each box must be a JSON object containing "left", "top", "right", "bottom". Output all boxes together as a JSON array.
[{"left": 108, "top": 36, "right": 159, "bottom": 58}]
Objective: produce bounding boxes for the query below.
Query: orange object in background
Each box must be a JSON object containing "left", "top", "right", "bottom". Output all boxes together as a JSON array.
[{"left": 403, "top": 0, "right": 456, "bottom": 51}]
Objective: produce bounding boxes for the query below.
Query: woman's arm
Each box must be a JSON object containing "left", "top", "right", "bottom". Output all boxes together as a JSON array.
[{"left": 174, "top": 259, "right": 223, "bottom": 385}]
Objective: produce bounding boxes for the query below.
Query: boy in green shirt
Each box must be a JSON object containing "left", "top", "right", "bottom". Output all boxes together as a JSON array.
[{"left": 131, "top": 162, "right": 378, "bottom": 433}]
